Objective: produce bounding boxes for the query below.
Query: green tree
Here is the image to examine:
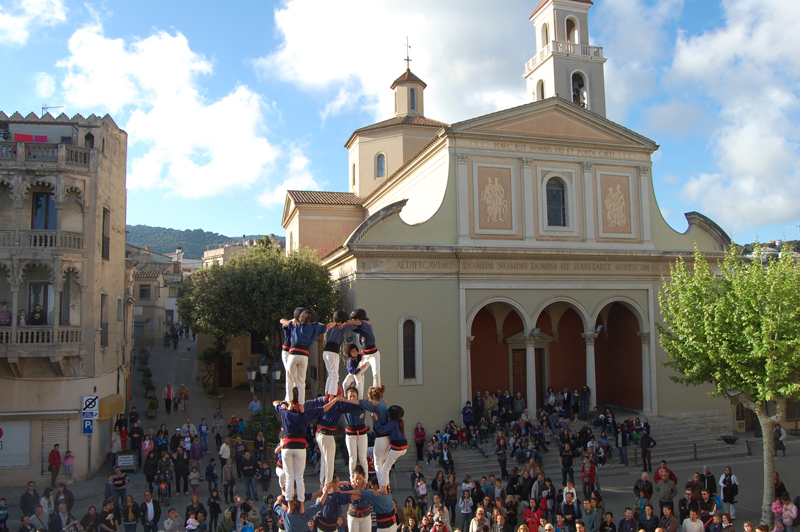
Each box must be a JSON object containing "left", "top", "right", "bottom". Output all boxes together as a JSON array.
[
  {"left": 658, "top": 243, "right": 800, "bottom": 524},
  {"left": 226, "top": 246, "right": 341, "bottom": 377}
]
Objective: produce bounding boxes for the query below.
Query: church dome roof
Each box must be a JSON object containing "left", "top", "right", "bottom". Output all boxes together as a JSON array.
[{"left": 390, "top": 69, "right": 427, "bottom": 89}]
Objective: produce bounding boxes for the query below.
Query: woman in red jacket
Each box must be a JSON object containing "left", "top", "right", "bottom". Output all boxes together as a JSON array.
[
  {"left": 414, "top": 424, "right": 426, "bottom": 462},
  {"left": 48, "top": 444, "right": 62, "bottom": 487}
]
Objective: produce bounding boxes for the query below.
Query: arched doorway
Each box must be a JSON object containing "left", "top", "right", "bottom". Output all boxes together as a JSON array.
[
  {"left": 593, "top": 301, "right": 644, "bottom": 410},
  {"left": 535, "top": 302, "right": 588, "bottom": 401},
  {"left": 469, "top": 302, "right": 529, "bottom": 399}
]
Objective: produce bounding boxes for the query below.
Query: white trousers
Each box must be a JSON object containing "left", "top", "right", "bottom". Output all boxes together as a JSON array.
[
  {"left": 362, "top": 350, "right": 381, "bottom": 388},
  {"left": 275, "top": 465, "right": 285, "bottom": 493},
  {"left": 342, "top": 372, "right": 366, "bottom": 399},
  {"left": 373, "top": 436, "right": 390, "bottom": 478},
  {"left": 723, "top": 502, "right": 736, "bottom": 519},
  {"left": 345, "top": 433, "right": 369, "bottom": 477},
  {"left": 348, "top": 515, "right": 371, "bottom": 532},
  {"left": 322, "top": 350, "right": 340, "bottom": 396},
  {"left": 284, "top": 354, "right": 308, "bottom": 403},
  {"left": 316, "top": 432, "right": 337, "bottom": 486},
  {"left": 281, "top": 448, "right": 306, "bottom": 501},
  {"left": 378, "top": 448, "right": 406, "bottom": 488}
]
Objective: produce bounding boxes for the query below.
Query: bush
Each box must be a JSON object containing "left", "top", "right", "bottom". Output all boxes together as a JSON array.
[
  {"left": 244, "top": 407, "right": 281, "bottom": 442},
  {"left": 138, "top": 347, "right": 148, "bottom": 355},
  {"left": 143, "top": 368, "right": 153, "bottom": 378},
  {"left": 145, "top": 382, "right": 155, "bottom": 391},
  {"left": 148, "top": 399, "right": 159, "bottom": 410}
]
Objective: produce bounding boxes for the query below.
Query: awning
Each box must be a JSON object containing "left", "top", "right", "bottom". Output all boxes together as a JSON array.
[
  {"left": 98, "top": 394, "right": 124, "bottom": 420},
  {"left": 0, "top": 411, "right": 78, "bottom": 421}
]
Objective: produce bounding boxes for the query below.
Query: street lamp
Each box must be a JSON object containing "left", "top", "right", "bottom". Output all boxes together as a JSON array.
[
  {"left": 271, "top": 361, "right": 282, "bottom": 404},
  {"left": 258, "top": 356, "right": 269, "bottom": 440},
  {"left": 246, "top": 361, "right": 257, "bottom": 394}
]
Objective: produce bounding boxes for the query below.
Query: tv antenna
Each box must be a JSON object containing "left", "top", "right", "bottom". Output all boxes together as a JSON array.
[
  {"left": 404, "top": 36, "right": 412, "bottom": 70},
  {"left": 42, "top": 104, "right": 64, "bottom": 116}
]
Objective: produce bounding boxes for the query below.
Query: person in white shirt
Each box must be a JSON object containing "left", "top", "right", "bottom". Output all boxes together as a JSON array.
[
  {"left": 181, "top": 418, "right": 198, "bottom": 438},
  {"left": 680, "top": 510, "right": 703, "bottom": 532},
  {"left": 219, "top": 438, "right": 231, "bottom": 467}
]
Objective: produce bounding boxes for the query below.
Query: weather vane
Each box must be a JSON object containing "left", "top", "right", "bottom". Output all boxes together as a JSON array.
[{"left": 404, "top": 36, "right": 412, "bottom": 70}]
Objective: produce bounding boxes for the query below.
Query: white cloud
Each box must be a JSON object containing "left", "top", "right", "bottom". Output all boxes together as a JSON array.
[
  {"left": 0, "top": 0, "right": 67, "bottom": 45},
  {"left": 669, "top": 0, "right": 800, "bottom": 231},
  {"left": 644, "top": 102, "right": 705, "bottom": 136},
  {"left": 56, "top": 22, "right": 281, "bottom": 198},
  {"left": 254, "top": 0, "right": 533, "bottom": 124},
  {"left": 592, "top": 0, "right": 685, "bottom": 121},
  {"left": 258, "top": 146, "right": 324, "bottom": 207},
  {"left": 32, "top": 72, "right": 55, "bottom": 98}
]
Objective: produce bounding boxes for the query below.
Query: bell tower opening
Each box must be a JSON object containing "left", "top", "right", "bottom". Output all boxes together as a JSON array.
[{"left": 524, "top": 0, "right": 607, "bottom": 116}]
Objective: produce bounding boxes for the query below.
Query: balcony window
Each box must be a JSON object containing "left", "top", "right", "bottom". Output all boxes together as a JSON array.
[
  {"left": 32, "top": 193, "right": 57, "bottom": 230},
  {"left": 139, "top": 284, "right": 151, "bottom": 300}
]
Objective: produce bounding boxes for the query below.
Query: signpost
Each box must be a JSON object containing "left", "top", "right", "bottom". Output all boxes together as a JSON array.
[{"left": 81, "top": 396, "right": 98, "bottom": 480}]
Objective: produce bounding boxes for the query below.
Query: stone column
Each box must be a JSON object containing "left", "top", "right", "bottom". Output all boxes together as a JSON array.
[
  {"left": 456, "top": 153, "right": 470, "bottom": 240},
  {"left": 638, "top": 331, "right": 652, "bottom": 412},
  {"left": 466, "top": 335, "right": 475, "bottom": 400},
  {"left": 581, "top": 332, "right": 598, "bottom": 408},
  {"left": 10, "top": 287, "right": 19, "bottom": 343},
  {"left": 522, "top": 158, "right": 535, "bottom": 238},
  {"left": 525, "top": 337, "right": 537, "bottom": 414}
]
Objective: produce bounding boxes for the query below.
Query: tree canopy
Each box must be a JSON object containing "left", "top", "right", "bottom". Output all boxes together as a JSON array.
[{"left": 657, "top": 243, "right": 800, "bottom": 523}]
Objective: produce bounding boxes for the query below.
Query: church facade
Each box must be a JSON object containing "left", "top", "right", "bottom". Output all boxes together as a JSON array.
[{"left": 281, "top": 0, "right": 733, "bottom": 432}]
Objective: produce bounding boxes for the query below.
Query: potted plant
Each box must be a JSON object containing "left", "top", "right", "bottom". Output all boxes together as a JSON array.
[
  {"left": 142, "top": 368, "right": 153, "bottom": 384},
  {"left": 145, "top": 381, "right": 156, "bottom": 398},
  {"left": 147, "top": 399, "right": 159, "bottom": 419},
  {"left": 138, "top": 347, "right": 149, "bottom": 369}
]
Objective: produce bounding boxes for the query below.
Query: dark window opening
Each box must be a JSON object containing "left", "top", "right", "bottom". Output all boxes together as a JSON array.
[
  {"left": 572, "top": 73, "right": 587, "bottom": 108},
  {"left": 100, "top": 294, "right": 108, "bottom": 347},
  {"left": 102, "top": 207, "right": 110, "bottom": 260},
  {"left": 84, "top": 133, "right": 94, "bottom": 149},
  {"left": 403, "top": 319, "right": 416, "bottom": 379},
  {"left": 409, "top": 88, "right": 416, "bottom": 110},
  {"left": 376, "top": 154, "right": 386, "bottom": 178},
  {"left": 32, "top": 193, "right": 57, "bottom": 230},
  {"left": 546, "top": 179, "right": 567, "bottom": 227},
  {"left": 139, "top": 284, "right": 151, "bottom": 300}
]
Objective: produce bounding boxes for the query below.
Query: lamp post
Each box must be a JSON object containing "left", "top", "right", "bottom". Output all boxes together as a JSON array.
[
  {"left": 259, "top": 356, "right": 269, "bottom": 439},
  {"left": 246, "top": 361, "right": 257, "bottom": 394},
  {"left": 271, "top": 361, "right": 282, "bottom": 404}
]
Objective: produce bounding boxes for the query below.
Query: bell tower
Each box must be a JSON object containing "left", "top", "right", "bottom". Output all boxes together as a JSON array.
[{"left": 523, "top": 0, "right": 607, "bottom": 117}]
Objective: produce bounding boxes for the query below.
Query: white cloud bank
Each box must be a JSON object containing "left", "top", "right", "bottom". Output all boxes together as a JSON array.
[
  {"left": 670, "top": 0, "right": 800, "bottom": 231},
  {"left": 0, "top": 0, "right": 67, "bottom": 45},
  {"left": 53, "top": 20, "right": 321, "bottom": 201}
]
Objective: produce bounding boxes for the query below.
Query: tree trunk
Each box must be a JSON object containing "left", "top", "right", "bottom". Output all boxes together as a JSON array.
[
  {"left": 212, "top": 361, "right": 219, "bottom": 396},
  {"left": 756, "top": 412, "right": 776, "bottom": 525}
]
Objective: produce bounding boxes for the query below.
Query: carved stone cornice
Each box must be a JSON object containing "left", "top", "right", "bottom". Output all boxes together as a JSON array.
[
  {"left": 521, "top": 158, "right": 534, "bottom": 168},
  {"left": 637, "top": 166, "right": 650, "bottom": 177},
  {"left": 582, "top": 161, "right": 593, "bottom": 171},
  {"left": 581, "top": 332, "right": 598, "bottom": 345},
  {"left": 456, "top": 153, "right": 469, "bottom": 164},
  {"left": 637, "top": 331, "right": 651, "bottom": 343}
]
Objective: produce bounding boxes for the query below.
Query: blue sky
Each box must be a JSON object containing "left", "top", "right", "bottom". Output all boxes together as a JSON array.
[{"left": 2, "top": 0, "right": 799, "bottom": 244}]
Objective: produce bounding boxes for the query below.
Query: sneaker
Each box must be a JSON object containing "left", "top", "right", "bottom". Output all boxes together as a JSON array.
[{"left": 185, "top": 492, "right": 189, "bottom": 495}]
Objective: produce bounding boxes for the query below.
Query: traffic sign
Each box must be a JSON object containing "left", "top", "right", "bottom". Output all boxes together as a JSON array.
[
  {"left": 82, "top": 395, "right": 99, "bottom": 419},
  {"left": 83, "top": 419, "right": 93, "bottom": 434}
]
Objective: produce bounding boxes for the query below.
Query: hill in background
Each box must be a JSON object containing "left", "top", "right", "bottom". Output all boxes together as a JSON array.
[{"left": 126, "top": 225, "right": 281, "bottom": 259}]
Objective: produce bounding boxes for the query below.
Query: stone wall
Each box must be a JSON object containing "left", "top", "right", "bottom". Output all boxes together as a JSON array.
[{"left": 662, "top": 409, "right": 731, "bottom": 435}]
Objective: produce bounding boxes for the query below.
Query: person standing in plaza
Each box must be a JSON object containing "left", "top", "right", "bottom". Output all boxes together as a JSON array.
[
  {"left": 47, "top": 445, "right": 62, "bottom": 488},
  {"left": 718, "top": 467, "right": 738, "bottom": 520},
  {"left": 163, "top": 384, "right": 174, "bottom": 415},
  {"left": 112, "top": 467, "right": 129, "bottom": 506},
  {"left": 139, "top": 491, "right": 161, "bottom": 532},
  {"left": 560, "top": 444, "right": 575, "bottom": 488},
  {"left": 639, "top": 431, "right": 656, "bottom": 473}
]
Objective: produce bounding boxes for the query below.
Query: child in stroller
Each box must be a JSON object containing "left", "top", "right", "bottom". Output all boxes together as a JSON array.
[{"left": 156, "top": 471, "right": 171, "bottom": 504}]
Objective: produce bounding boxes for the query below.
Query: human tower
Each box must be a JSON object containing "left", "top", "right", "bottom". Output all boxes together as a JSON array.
[{"left": 271, "top": 308, "right": 406, "bottom": 532}]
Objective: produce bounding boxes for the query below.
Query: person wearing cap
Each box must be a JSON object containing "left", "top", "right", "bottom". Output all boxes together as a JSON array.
[
  {"left": 279, "top": 310, "right": 336, "bottom": 405},
  {"left": 323, "top": 310, "right": 355, "bottom": 400},
  {"left": 345, "top": 309, "right": 382, "bottom": 389},
  {"left": 373, "top": 405, "right": 407, "bottom": 489}
]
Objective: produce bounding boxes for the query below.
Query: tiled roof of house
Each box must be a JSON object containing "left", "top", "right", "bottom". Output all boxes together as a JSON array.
[
  {"left": 132, "top": 269, "right": 162, "bottom": 279},
  {"left": 530, "top": 0, "right": 592, "bottom": 19},
  {"left": 350, "top": 115, "right": 449, "bottom": 137},
  {"left": 390, "top": 69, "right": 427, "bottom": 89},
  {"left": 286, "top": 190, "right": 363, "bottom": 206}
]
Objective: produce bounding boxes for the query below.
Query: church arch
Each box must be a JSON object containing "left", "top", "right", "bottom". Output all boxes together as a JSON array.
[
  {"left": 570, "top": 70, "right": 588, "bottom": 109},
  {"left": 566, "top": 17, "right": 580, "bottom": 44},
  {"left": 536, "top": 80, "right": 545, "bottom": 101},
  {"left": 592, "top": 299, "right": 645, "bottom": 410},
  {"left": 375, "top": 153, "right": 387, "bottom": 179},
  {"left": 541, "top": 23, "right": 550, "bottom": 50}
]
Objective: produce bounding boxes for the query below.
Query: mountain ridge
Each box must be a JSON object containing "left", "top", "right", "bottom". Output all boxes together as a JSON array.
[{"left": 126, "top": 224, "right": 282, "bottom": 259}]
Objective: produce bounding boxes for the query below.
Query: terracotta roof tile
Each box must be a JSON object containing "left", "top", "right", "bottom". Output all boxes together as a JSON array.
[
  {"left": 390, "top": 69, "right": 427, "bottom": 89},
  {"left": 132, "top": 269, "right": 162, "bottom": 279},
  {"left": 286, "top": 190, "right": 363, "bottom": 205},
  {"left": 530, "top": 0, "right": 592, "bottom": 19},
  {"left": 351, "top": 115, "right": 449, "bottom": 136}
]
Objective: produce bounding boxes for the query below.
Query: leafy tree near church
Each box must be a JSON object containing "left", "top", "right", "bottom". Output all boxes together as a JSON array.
[
  {"left": 657, "top": 243, "right": 800, "bottom": 524},
  {"left": 176, "top": 240, "right": 340, "bottom": 396}
]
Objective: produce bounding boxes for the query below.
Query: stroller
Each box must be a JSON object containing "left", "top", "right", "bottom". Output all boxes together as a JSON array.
[{"left": 156, "top": 472, "right": 171, "bottom": 505}]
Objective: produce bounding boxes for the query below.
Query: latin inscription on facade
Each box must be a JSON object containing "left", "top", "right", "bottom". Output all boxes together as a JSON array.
[
  {"left": 360, "top": 258, "right": 671, "bottom": 275},
  {"left": 465, "top": 141, "right": 645, "bottom": 161}
]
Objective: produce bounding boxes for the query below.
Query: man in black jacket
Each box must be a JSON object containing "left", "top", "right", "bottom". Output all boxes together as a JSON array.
[
  {"left": 640, "top": 431, "right": 657, "bottom": 473},
  {"left": 173, "top": 447, "right": 190, "bottom": 496},
  {"left": 139, "top": 491, "right": 161, "bottom": 532},
  {"left": 20, "top": 482, "right": 40, "bottom": 517},
  {"left": 48, "top": 504, "right": 74, "bottom": 532},
  {"left": 678, "top": 489, "right": 694, "bottom": 524}
]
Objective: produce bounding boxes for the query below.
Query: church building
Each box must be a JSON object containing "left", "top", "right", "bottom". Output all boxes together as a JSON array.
[{"left": 281, "top": 0, "right": 733, "bottom": 432}]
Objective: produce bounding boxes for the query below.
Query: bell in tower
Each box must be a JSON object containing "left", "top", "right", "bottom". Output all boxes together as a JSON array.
[{"left": 523, "top": 0, "right": 608, "bottom": 117}]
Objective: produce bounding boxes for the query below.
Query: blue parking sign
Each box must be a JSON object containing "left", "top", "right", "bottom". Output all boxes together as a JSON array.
[{"left": 83, "top": 419, "right": 93, "bottom": 434}]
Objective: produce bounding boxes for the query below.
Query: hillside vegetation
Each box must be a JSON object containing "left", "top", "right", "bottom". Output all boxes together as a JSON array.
[{"left": 126, "top": 225, "right": 276, "bottom": 259}]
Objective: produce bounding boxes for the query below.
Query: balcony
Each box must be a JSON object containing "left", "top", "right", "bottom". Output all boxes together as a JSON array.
[
  {"left": 524, "top": 41, "right": 605, "bottom": 75},
  {"left": 0, "top": 230, "right": 85, "bottom": 251},
  {"left": 0, "top": 326, "right": 82, "bottom": 346},
  {"left": 0, "top": 142, "right": 90, "bottom": 172}
]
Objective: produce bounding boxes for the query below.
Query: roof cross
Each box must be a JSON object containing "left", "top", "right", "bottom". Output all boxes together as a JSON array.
[{"left": 404, "top": 36, "right": 412, "bottom": 70}]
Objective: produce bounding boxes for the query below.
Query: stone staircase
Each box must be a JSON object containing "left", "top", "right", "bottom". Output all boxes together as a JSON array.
[{"left": 388, "top": 414, "right": 749, "bottom": 481}]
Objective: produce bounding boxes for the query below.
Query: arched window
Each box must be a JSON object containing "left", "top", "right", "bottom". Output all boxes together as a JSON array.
[
  {"left": 546, "top": 178, "right": 567, "bottom": 227},
  {"left": 352, "top": 163, "right": 356, "bottom": 186},
  {"left": 537, "top": 80, "right": 545, "bottom": 101},
  {"left": 409, "top": 88, "right": 416, "bottom": 110},
  {"left": 541, "top": 23, "right": 549, "bottom": 48},
  {"left": 572, "top": 72, "right": 587, "bottom": 108},
  {"left": 566, "top": 18, "right": 579, "bottom": 44},
  {"left": 398, "top": 314, "right": 423, "bottom": 385},
  {"left": 376, "top": 153, "right": 386, "bottom": 178}
]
